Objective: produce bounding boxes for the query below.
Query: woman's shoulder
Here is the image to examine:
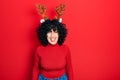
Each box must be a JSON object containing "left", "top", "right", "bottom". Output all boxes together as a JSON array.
[
  {"left": 62, "top": 44, "right": 71, "bottom": 57},
  {"left": 36, "top": 45, "right": 45, "bottom": 51},
  {"left": 35, "top": 45, "right": 45, "bottom": 56},
  {"left": 62, "top": 44, "right": 68, "bottom": 47},
  {"left": 61, "top": 44, "right": 70, "bottom": 51}
]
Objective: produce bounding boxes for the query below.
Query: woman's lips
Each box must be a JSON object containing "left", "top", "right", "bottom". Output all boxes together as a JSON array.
[{"left": 50, "top": 37, "right": 56, "bottom": 42}]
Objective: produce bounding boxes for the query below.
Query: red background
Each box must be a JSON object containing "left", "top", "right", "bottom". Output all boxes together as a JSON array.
[{"left": 0, "top": 0, "right": 120, "bottom": 80}]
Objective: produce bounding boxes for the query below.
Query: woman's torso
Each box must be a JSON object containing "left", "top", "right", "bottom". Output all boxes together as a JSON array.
[{"left": 38, "top": 44, "right": 68, "bottom": 78}]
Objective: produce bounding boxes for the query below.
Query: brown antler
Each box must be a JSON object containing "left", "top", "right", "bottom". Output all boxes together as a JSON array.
[
  {"left": 36, "top": 3, "right": 48, "bottom": 20},
  {"left": 55, "top": 4, "right": 65, "bottom": 19}
]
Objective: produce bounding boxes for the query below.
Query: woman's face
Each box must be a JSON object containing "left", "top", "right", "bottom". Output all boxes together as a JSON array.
[{"left": 47, "top": 29, "right": 59, "bottom": 45}]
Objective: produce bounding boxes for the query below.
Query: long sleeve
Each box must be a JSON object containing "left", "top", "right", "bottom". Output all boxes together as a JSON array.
[
  {"left": 32, "top": 47, "right": 40, "bottom": 80},
  {"left": 65, "top": 47, "right": 74, "bottom": 80}
]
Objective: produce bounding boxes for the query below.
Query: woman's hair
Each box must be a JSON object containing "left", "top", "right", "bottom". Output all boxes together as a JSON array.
[{"left": 36, "top": 19, "right": 67, "bottom": 47}]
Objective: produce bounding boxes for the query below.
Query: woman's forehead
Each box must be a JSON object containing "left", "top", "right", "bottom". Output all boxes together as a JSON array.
[{"left": 50, "top": 28, "right": 58, "bottom": 31}]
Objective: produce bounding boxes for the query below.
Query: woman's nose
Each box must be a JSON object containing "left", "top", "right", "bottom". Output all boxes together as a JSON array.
[{"left": 51, "top": 31, "right": 55, "bottom": 37}]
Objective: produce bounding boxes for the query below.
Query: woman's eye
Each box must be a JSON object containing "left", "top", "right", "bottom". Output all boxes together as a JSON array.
[{"left": 54, "top": 31, "right": 58, "bottom": 33}]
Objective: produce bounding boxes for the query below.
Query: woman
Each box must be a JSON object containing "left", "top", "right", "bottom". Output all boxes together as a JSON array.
[{"left": 32, "top": 4, "right": 73, "bottom": 80}]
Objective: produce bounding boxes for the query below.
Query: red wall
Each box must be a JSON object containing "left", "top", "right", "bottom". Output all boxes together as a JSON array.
[{"left": 0, "top": 0, "right": 120, "bottom": 80}]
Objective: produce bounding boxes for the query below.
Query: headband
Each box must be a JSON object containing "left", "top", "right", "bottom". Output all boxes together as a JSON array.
[{"left": 36, "top": 4, "right": 65, "bottom": 23}]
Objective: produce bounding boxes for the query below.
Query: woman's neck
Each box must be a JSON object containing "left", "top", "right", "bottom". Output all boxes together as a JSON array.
[{"left": 47, "top": 43, "right": 59, "bottom": 47}]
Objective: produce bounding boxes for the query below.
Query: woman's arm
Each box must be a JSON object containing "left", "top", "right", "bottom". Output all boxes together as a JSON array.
[
  {"left": 65, "top": 46, "right": 74, "bottom": 80},
  {"left": 32, "top": 47, "right": 40, "bottom": 80}
]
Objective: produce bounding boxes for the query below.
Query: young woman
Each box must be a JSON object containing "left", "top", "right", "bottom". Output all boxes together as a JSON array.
[{"left": 32, "top": 4, "right": 73, "bottom": 80}]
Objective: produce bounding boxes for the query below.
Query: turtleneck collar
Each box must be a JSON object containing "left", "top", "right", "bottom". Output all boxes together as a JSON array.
[{"left": 47, "top": 43, "right": 59, "bottom": 47}]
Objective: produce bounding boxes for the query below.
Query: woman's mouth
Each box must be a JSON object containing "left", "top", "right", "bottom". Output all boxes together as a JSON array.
[{"left": 50, "top": 37, "right": 56, "bottom": 42}]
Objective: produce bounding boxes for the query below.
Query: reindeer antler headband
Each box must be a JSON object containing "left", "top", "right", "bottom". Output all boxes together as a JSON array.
[{"left": 36, "top": 3, "right": 65, "bottom": 23}]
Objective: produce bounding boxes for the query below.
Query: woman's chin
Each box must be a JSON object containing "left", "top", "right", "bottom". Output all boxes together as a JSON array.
[{"left": 49, "top": 42, "right": 57, "bottom": 45}]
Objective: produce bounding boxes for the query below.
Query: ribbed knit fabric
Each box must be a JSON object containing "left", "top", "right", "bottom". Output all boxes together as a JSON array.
[{"left": 32, "top": 43, "right": 73, "bottom": 80}]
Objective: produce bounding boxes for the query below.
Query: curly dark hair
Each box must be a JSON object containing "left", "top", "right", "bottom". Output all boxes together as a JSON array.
[{"left": 36, "top": 19, "right": 67, "bottom": 47}]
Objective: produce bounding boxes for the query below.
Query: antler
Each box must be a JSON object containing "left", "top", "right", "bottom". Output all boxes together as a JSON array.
[
  {"left": 36, "top": 3, "right": 48, "bottom": 20},
  {"left": 55, "top": 4, "right": 65, "bottom": 19}
]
